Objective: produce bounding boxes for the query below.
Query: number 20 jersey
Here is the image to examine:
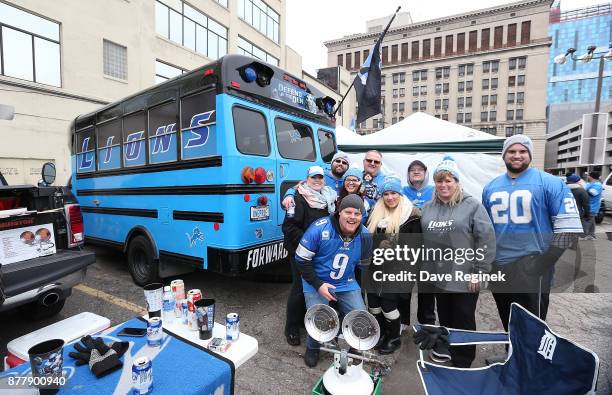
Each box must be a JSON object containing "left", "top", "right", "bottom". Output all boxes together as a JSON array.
[
  {"left": 482, "top": 168, "right": 583, "bottom": 265},
  {"left": 296, "top": 217, "right": 372, "bottom": 293}
]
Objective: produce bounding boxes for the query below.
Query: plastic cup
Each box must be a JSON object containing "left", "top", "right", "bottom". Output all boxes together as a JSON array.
[
  {"left": 195, "top": 298, "right": 215, "bottom": 340},
  {"left": 27, "top": 338, "right": 65, "bottom": 395},
  {"left": 144, "top": 283, "right": 164, "bottom": 318}
]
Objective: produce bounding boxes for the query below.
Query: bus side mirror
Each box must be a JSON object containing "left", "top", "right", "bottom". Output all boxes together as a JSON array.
[
  {"left": 40, "top": 162, "right": 57, "bottom": 186},
  {"left": 0, "top": 104, "right": 15, "bottom": 120}
]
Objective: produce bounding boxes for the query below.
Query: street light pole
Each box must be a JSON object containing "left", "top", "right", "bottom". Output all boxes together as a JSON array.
[{"left": 594, "top": 55, "right": 604, "bottom": 113}]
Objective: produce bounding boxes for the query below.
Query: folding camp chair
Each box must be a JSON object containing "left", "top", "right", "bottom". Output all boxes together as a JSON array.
[{"left": 414, "top": 303, "right": 600, "bottom": 395}]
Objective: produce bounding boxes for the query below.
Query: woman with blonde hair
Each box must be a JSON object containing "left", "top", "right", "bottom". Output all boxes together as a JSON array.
[
  {"left": 365, "top": 177, "right": 422, "bottom": 354},
  {"left": 420, "top": 156, "right": 496, "bottom": 367}
]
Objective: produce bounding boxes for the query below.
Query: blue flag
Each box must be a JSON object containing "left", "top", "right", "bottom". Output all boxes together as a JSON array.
[{"left": 354, "top": 7, "right": 400, "bottom": 124}]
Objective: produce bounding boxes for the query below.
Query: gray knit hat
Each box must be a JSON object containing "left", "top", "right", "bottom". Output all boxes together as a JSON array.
[
  {"left": 332, "top": 151, "right": 349, "bottom": 164},
  {"left": 338, "top": 194, "right": 364, "bottom": 213},
  {"left": 502, "top": 135, "right": 533, "bottom": 158}
]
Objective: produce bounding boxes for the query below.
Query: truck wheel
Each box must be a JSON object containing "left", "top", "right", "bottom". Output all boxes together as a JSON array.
[
  {"left": 19, "top": 298, "right": 66, "bottom": 320},
  {"left": 127, "top": 235, "right": 159, "bottom": 286}
]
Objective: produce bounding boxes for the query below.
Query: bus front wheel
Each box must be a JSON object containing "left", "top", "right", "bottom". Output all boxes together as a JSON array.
[{"left": 127, "top": 235, "right": 159, "bottom": 286}]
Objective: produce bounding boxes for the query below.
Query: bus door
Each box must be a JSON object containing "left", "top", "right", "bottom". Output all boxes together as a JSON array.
[{"left": 270, "top": 112, "right": 320, "bottom": 226}]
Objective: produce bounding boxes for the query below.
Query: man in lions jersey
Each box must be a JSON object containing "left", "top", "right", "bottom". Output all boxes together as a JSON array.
[
  {"left": 482, "top": 135, "right": 583, "bottom": 330},
  {"left": 295, "top": 194, "right": 372, "bottom": 367}
]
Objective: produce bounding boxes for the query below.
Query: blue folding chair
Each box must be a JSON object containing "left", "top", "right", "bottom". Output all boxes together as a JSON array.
[{"left": 415, "top": 303, "right": 600, "bottom": 395}]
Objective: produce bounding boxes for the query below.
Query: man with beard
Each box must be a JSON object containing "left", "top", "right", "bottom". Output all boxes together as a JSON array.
[
  {"left": 482, "top": 135, "right": 583, "bottom": 329},
  {"left": 362, "top": 150, "right": 389, "bottom": 209}
]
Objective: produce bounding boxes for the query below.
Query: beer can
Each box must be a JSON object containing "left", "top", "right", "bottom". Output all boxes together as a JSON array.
[
  {"left": 147, "top": 317, "right": 163, "bottom": 347},
  {"left": 181, "top": 298, "right": 189, "bottom": 325},
  {"left": 171, "top": 279, "right": 185, "bottom": 318},
  {"left": 132, "top": 356, "right": 153, "bottom": 394},
  {"left": 226, "top": 313, "right": 240, "bottom": 341},
  {"left": 187, "top": 289, "right": 202, "bottom": 331}
]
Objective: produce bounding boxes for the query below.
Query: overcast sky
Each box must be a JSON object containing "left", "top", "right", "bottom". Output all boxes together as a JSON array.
[{"left": 286, "top": 0, "right": 606, "bottom": 74}]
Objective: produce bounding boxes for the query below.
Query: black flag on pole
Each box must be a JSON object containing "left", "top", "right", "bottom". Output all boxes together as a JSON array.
[{"left": 354, "top": 6, "right": 400, "bottom": 125}]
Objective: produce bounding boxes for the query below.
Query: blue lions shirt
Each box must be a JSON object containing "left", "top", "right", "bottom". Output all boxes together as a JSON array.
[
  {"left": 482, "top": 168, "right": 583, "bottom": 265},
  {"left": 585, "top": 181, "right": 603, "bottom": 214},
  {"left": 295, "top": 216, "right": 371, "bottom": 293}
]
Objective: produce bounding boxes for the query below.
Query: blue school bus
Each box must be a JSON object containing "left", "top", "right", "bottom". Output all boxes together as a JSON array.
[{"left": 70, "top": 54, "right": 337, "bottom": 285}]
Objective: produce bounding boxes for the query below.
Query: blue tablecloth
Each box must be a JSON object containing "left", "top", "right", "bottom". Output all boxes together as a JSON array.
[{"left": 1, "top": 317, "right": 235, "bottom": 394}]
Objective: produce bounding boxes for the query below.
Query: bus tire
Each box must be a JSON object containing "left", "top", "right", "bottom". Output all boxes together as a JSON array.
[{"left": 127, "top": 235, "right": 159, "bottom": 286}]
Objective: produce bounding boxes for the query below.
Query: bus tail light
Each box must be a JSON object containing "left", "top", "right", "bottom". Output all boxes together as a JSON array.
[
  {"left": 244, "top": 194, "right": 250, "bottom": 202},
  {"left": 254, "top": 167, "right": 266, "bottom": 184},
  {"left": 65, "top": 204, "right": 84, "bottom": 248},
  {"left": 257, "top": 195, "right": 268, "bottom": 206},
  {"left": 230, "top": 81, "right": 241, "bottom": 88},
  {"left": 204, "top": 69, "right": 214, "bottom": 77},
  {"left": 241, "top": 166, "right": 254, "bottom": 183}
]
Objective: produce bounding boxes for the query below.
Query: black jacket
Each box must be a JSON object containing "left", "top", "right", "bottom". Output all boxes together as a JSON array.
[
  {"left": 282, "top": 192, "right": 329, "bottom": 254},
  {"left": 568, "top": 183, "right": 590, "bottom": 219}
]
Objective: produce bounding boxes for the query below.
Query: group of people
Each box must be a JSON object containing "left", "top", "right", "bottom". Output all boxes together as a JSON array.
[
  {"left": 565, "top": 171, "right": 604, "bottom": 239},
  {"left": 281, "top": 135, "right": 585, "bottom": 369}
]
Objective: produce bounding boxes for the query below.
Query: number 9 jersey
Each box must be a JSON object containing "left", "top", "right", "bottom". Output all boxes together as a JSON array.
[
  {"left": 295, "top": 216, "right": 372, "bottom": 294},
  {"left": 482, "top": 168, "right": 583, "bottom": 265}
]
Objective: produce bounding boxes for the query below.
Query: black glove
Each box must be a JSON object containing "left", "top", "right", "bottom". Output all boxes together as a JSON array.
[
  {"left": 69, "top": 336, "right": 129, "bottom": 378},
  {"left": 413, "top": 326, "right": 449, "bottom": 350}
]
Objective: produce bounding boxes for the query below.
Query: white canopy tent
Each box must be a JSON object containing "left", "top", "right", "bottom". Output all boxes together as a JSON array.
[
  {"left": 334, "top": 113, "right": 506, "bottom": 198},
  {"left": 335, "top": 125, "right": 364, "bottom": 145}
]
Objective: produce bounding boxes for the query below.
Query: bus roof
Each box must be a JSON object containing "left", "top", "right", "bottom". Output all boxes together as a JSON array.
[{"left": 73, "top": 54, "right": 335, "bottom": 133}]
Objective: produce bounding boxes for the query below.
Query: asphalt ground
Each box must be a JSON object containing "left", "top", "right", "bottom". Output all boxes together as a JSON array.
[{"left": 1, "top": 220, "right": 612, "bottom": 394}]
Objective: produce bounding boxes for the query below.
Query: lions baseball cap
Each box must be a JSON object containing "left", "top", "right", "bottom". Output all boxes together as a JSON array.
[{"left": 307, "top": 166, "right": 324, "bottom": 177}]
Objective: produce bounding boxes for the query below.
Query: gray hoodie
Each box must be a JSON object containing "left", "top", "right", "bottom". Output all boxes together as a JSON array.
[{"left": 420, "top": 192, "right": 496, "bottom": 292}]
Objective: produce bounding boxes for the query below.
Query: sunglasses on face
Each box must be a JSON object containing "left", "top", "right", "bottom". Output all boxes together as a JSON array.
[
  {"left": 365, "top": 158, "right": 381, "bottom": 165},
  {"left": 334, "top": 159, "right": 349, "bottom": 165},
  {"left": 309, "top": 175, "right": 324, "bottom": 179}
]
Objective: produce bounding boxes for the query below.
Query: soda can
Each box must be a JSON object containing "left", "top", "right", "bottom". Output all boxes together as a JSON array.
[
  {"left": 146, "top": 317, "right": 163, "bottom": 347},
  {"left": 187, "top": 289, "right": 202, "bottom": 331},
  {"left": 226, "top": 313, "right": 240, "bottom": 341},
  {"left": 132, "top": 356, "right": 153, "bottom": 394},
  {"left": 181, "top": 298, "right": 189, "bottom": 325},
  {"left": 171, "top": 279, "right": 185, "bottom": 318}
]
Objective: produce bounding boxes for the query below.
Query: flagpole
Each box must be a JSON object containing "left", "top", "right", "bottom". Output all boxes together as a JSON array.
[{"left": 332, "top": 6, "right": 401, "bottom": 118}]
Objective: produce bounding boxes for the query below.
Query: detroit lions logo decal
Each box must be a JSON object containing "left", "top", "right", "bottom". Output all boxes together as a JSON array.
[{"left": 186, "top": 227, "right": 205, "bottom": 248}]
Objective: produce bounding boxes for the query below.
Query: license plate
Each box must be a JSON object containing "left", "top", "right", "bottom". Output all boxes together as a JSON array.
[{"left": 250, "top": 205, "right": 270, "bottom": 221}]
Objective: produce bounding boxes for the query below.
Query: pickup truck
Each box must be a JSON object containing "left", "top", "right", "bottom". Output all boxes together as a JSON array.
[{"left": 0, "top": 163, "right": 95, "bottom": 320}]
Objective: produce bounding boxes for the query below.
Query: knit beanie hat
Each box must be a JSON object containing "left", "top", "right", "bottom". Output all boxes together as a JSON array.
[
  {"left": 434, "top": 156, "right": 460, "bottom": 181},
  {"left": 338, "top": 194, "right": 365, "bottom": 213},
  {"left": 502, "top": 135, "right": 533, "bottom": 159},
  {"left": 342, "top": 167, "right": 363, "bottom": 182},
  {"left": 332, "top": 151, "right": 349, "bottom": 164},
  {"left": 379, "top": 177, "right": 402, "bottom": 194}
]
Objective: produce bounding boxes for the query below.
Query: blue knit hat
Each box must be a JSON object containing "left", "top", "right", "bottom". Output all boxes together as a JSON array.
[
  {"left": 434, "top": 156, "right": 460, "bottom": 181},
  {"left": 379, "top": 177, "right": 402, "bottom": 194},
  {"left": 342, "top": 167, "right": 363, "bottom": 182}
]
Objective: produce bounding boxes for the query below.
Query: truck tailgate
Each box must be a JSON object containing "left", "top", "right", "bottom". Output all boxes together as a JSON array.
[{"left": 1, "top": 249, "right": 95, "bottom": 297}]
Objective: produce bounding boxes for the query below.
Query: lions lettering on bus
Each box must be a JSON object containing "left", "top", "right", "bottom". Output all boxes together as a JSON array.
[
  {"left": 246, "top": 241, "right": 288, "bottom": 270},
  {"left": 79, "top": 137, "right": 95, "bottom": 171},
  {"left": 182, "top": 110, "right": 216, "bottom": 160}
]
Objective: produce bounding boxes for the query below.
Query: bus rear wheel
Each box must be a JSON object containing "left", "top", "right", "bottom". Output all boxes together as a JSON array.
[{"left": 127, "top": 235, "right": 159, "bottom": 286}]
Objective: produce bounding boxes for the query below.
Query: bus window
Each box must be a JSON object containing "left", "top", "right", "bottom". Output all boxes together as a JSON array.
[
  {"left": 233, "top": 106, "right": 270, "bottom": 156},
  {"left": 317, "top": 129, "right": 336, "bottom": 163},
  {"left": 181, "top": 90, "right": 217, "bottom": 159},
  {"left": 76, "top": 128, "right": 96, "bottom": 173},
  {"left": 148, "top": 101, "right": 178, "bottom": 164},
  {"left": 97, "top": 119, "right": 121, "bottom": 171},
  {"left": 274, "top": 118, "right": 315, "bottom": 161},
  {"left": 123, "top": 111, "right": 146, "bottom": 167}
]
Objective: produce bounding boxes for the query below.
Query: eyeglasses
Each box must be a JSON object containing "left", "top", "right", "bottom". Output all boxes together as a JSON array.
[
  {"left": 334, "top": 159, "right": 349, "bottom": 165},
  {"left": 365, "top": 158, "right": 381, "bottom": 165},
  {"left": 309, "top": 175, "right": 324, "bottom": 179},
  {"left": 345, "top": 178, "right": 360, "bottom": 184}
]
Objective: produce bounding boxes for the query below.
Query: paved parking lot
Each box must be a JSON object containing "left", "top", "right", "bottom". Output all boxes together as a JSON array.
[{"left": 2, "top": 221, "right": 611, "bottom": 394}]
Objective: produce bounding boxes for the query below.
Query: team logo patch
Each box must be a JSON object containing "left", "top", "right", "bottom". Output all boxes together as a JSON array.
[
  {"left": 255, "top": 228, "right": 263, "bottom": 239},
  {"left": 186, "top": 227, "right": 205, "bottom": 248},
  {"left": 321, "top": 230, "right": 330, "bottom": 240},
  {"left": 537, "top": 329, "right": 557, "bottom": 361}
]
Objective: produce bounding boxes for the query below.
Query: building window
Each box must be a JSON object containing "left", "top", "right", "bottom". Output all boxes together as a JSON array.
[
  {"left": 435, "top": 99, "right": 441, "bottom": 110},
  {"left": 494, "top": 26, "right": 503, "bottom": 49},
  {"left": 457, "top": 113, "right": 464, "bottom": 123},
  {"left": 443, "top": 67, "right": 450, "bottom": 78},
  {"left": 391, "top": 44, "right": 398, "bottom": 63},
  {"left": 482, "top": 79, "right": 489, "bottom": 90},
  {"left": 516, "top": 109, "right": 523, "bottom": 120},
  {"left": 466, "top": 64, "right": 473, "bottom": 75},
  {"left": 0, "top": 2, "right": 61, "bottom": 86},
  {"left": 458, "top": 97, "right": 464, "bottom": 108},
  {"left": 483, "top": 61, "right": 490, "bottom": 73},
  {"left": 507, "top": 93, "right": 515, "bottom": 104},
  {"left": 399, "top": 87, "right": 405, "bottom": 97},
  {"left": 412, "top": 101, "right": 419, "bottom": 111},
  {"left": 466, "top": 97, "right": 472, "bottom": 107},
  {"left": 155, "top": 60, "right": 185, "bottom": 83},
  {"left": 466, "top": 80, "right": 473, "bottom": 92},
  {"left": 491, "top": 78, "right": 498, "bottom": 90},
  {"left": 441, "top": 113, "right": 448, "bottom": 121},
  {"left": 458, "top": 81, "right": 465, "bottom": 92},
  {"left": 401, "top": 42, "right": 408, "bottom": 62},
  {"left": 509, "top": 58, "right": 517, "bottom": 70},
  {"left": 420, "top": 70, "right": 428, "bottom": 81},
  {"left": 481, "top": 111, "right": 488, "bottom": 122},
  {"left": 505, "top": 126, "right": 514, "bottom": 137},
  {"left": 156, "top": 1, "right": 228, "bottom": 59},
  {"left": 490, "top": 94, "right": 497, "bottom": 105},
  {"left": 465, "top": 112, "right": 472, "bottom": 123},
  {"left": 393, "top": 89, "right": 398, "bottom": 98},
  {"left": 489, "top": 111, "right": 497, "bottom": 121},
  {"left": 412, "top": 71, "right": 419, "bottom": 82},
  {"left": 337, "top": 54, "right": 343, "bottom": 67},
  {"left": 103, "top": 39, "right": 127, "bottom": 80},
  {"left": 393, "top": 73, "right": 399, "bottom": 84},
  {"left": 237, "top": 36, "right": 278, "bottom": 65},
  {"left": 457, "top": 32, "right": 465, "bottom": 54},
  {"left": 392, "top": 103, "right": 398, "bottom": 112},
  {"left": 435, "top": 84, "right": 442, "bottom": 94},
  {"left": 420, "top": 101, "right": 427, "bottom": 110},
  {"left": 436, "top": 68, "right": 443, "bottom": 79},
  {"left": 518, "top": 56, "right": 527, "bottom": 69},
  {"left": 392, "top": 117, "right": 397, "bottom": 124},
  {"left": 399, "top": 103, "right": 405, "bottom": 112},
  {"left": 520, "top": 21, "right": 531, "bottom": 44},
  {"left": 491, "top": 60, "right": 499, "bottom": 73},
  {"left": 434, "top": 37, "right": 442, "bottom": 57},
  {"left": 411, "top": 41, "right": 419, "bottom": 61},
  {"left": 517, "top": 75, "right": 525, "bottom": 86},
  {"left": 445, "top": 35, "right": 453, "bottom": 55},
  {"left": 420, "top": 86, "right": 427, "bottom": 95},
  {"left": 508, "top": 76, "right": 516, "bottom": 86},
  {"left": 482, "top": 95, "right": 489, "bottom": 106},
  {"left": 443, "top": 83, "right": 449, "bottom": 94},
  {"left": 516, "top": 125, "right": 523, "bottom": 134},
  {"left": 238, "top": 0, "right": 280, "bottom": 43},
  {"left": 381, "top": 74, "right": 386, "bottom": 86},
  {"left": 400, "top": 72, "right": 406, "bottom": 83},
  {"left": 507, "top": 110, "right": 514, "bottom": 120},
  {"left": 399, "top": 116, "right": 404, "bottom": 121},
  {"left": 507, "top": 23, "right": 517, "bottom": 46},
  {"left": 442, "top": 98, "right": 449, "bottom": 109},
  {"left": 517, "top": 92, "right": 525, "bottom": 104},
  {"left": 458, "top": 64, "right": 465, "bottom": 76},
  {"left": 481, "top": 28, "right": 490, "bottom": 50},
  {"left": 413, "top": 86, "right": 419, "bottom": 96},
  {"left": 354, "top": 51, "right": 361, "bottom": 68},
  {"left": 423, "top": 38, "right": 431, "bottom": 59},
  {"left": 382, "top": 46, "right": 389, "bottom": 65},
  {"left": 468, "top": 30, "right": 477, "bottom": 52}
]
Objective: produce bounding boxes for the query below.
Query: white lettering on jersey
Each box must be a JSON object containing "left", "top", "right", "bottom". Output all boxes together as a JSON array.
[
  {"left": 329, "top": 253, "right": 349, "bottom": 280},
  {"left": 490, "top": 190, "right": 532, "bottom": 224},
  {"left": 537, "top": 329, "right": 557, "bottom": 361},
  {"left": 315, "top": 218, "right": 328, "bottom": 227}
]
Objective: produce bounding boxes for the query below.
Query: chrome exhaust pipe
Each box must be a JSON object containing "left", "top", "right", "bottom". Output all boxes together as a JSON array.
[{"left": 40, "top": 290, "right": 61, "bottom": 307}]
